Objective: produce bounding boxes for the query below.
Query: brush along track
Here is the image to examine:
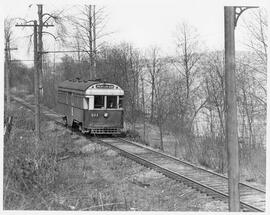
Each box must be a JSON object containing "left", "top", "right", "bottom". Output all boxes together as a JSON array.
[
  {"left": 11, "top": 95, "right": 266, "bottom": 212},
  {"left": 96, "top": 138, "right": 265, "bottom": 212}
]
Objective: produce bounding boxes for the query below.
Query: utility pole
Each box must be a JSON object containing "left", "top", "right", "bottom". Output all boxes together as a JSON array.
[
  {"left": 33, "top": 20, "right": 40, "bottom": 142},
  {"left": 15, "top": 20, "right": 49, "bottom": 142},
  {"left": 15, "top": 5, "right": 54, "bottom": 142},
  {"left": 224, "top": 6, "right": 240, "bottom": 211},
  {"left": 4, "top": 45, "right": 10, "bottom": 108},
  {"left": 224, "top": 6, "right": 258, "bottom": 212},
  {"left": 37, "top": 4, "right": 54, "bottom": 99},
  {"left": 38, "top": 4, "right": 43, "bottom": 99}
]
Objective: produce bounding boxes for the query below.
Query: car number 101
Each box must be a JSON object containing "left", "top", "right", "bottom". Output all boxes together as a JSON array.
[{"left": 91, "top": 113, "right": 99, "bottom": 118}]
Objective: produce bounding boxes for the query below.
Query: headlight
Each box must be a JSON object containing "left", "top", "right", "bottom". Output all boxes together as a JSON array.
[{"left": 104, "top": 113, "right": 109, "bottom": 118}]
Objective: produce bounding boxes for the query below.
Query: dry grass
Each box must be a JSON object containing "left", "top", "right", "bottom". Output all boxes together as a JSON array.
[
  {"left": 240, "top": 144, "right": 266, "bottom": 184},
  {"left": 164, "top": 133, "right": 266, "bottom": 184},
  {"left": 4, "top": 102, "right": 228, "bottom": 211},
  {"left": 4, "top": 103, "right": 76, "bottom": 209},
  {"left": 132, "top": 121, "right": 266, "bottom": 185}
]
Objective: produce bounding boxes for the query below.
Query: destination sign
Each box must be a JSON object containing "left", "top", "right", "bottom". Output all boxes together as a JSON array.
[{"left": 96, "top": 84, "right": 114, "bottom": 89}]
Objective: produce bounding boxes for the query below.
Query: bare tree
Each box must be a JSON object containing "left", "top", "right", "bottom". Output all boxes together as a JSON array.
[
  {"left": 236, "top": 55, "right": 266, "bottom": 150},
  {"left": 244, "top": 9, "right": 267, "bottom": 67},
  {"left": 145, "top": 47, "right": 163, "bottom": 122},
  {"left": 154, "top": 70, "right": 173, "bottom": 151},
  {"left": 201, "top": 51, "right": 227, "bottom": 172},
  {"left": 171, "top": 22, "right": 204, "bottom": 135},
  {"left": 140, "top": 75, "right": 147, "bottom": 142},
  {"left": 4, "top": 18, "right": 15, "bottom": 107},
  {"left": 202, "top": 51, "right": 225, "bottom": 136},
  {"left": 97, "top": 43, "right": 142, "bottom": 130},
  {"left": 68, "top": 5, "right": 110, "bottom": 79},
  {"left": 235, "top": 9, "right": 268, "bottom": 150},
  {"left": 175, "top": 22, "right": 201, "bottom": 100},
  {"left": 241, "top": 9, "right": 267, "bottom": 111}
]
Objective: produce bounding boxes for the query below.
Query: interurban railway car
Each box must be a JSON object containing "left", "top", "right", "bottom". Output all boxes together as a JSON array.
[{"left": 57, "top": 79, "right": 124, "bottom": 134}]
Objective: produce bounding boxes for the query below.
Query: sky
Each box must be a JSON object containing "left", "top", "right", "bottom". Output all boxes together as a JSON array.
[{"left": 1, "top": 0, "right": 269, "bottom": 65}]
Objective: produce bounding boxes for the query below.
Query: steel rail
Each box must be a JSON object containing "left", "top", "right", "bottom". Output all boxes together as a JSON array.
[
  {"left": 96, "top": 138, "right": 264, "bottom": 212},
  {"left": 117, "top": 138, "right": 265, "bottom": 193}
]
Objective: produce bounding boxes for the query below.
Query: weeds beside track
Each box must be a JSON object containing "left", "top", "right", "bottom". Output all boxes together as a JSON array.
[{"left": 10, "top": 95, "right": 266, "bottom": 212}]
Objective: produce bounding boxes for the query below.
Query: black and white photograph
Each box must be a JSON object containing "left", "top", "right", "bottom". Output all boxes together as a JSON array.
[{"left": 1, "top": 0, "right": 269, "bottom": 213}]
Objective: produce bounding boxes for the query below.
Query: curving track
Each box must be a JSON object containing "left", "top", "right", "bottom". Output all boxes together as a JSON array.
[
  {"left": 96, "top": 138, "right": 265, "bottom": 212},
  {"left": 10, "top": 95, "right": 266, "bottom": 212}
]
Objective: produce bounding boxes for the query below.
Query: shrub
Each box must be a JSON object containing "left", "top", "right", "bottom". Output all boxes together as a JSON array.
[{"left": 4, "top": 108, "right": 61, "bottom": 209}]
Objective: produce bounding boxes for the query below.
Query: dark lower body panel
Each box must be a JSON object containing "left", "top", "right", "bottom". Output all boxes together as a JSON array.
[{"left": 57, "top": 104, "right": 124, "bottom": 134}]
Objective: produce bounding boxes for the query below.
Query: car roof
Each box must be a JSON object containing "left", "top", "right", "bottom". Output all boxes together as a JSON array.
[
  {"left": 58, "top": 79, "right": 99, "bottom": 92},
  {"left": 58, "top": 79, "right": 124, "bottom": 95}
]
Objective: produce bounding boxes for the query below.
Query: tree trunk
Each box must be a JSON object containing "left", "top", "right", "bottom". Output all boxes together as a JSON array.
[
  {"left": 159, "top": 122, "right": 164, "bottom": 151},
  {"left": 242, "top": 89, "right": 254, "bottom": 148},
  {"left": 150, "top": 75, "right": 155, "bottom": 122},
  {"left": 5, "top": 41, "right": 10, "bottom": 108},
  {"left": 141, "top": 76, "right": 146, "bottom": 142},
  {"left": 174, "top": 138, "right": 178, "bottom": 157},
  {"left": 88, "top": 5, "right": 93, "bottom": 79}
]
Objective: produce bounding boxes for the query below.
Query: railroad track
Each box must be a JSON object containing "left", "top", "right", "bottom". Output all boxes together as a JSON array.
[
  {"left": 95, "top": 138, "right": 265, "bottom": 212},
  {"left": 10, "top": 95, "right": 266, "bottom": 212}
]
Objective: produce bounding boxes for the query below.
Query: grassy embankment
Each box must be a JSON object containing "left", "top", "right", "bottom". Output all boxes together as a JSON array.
[{"left": 4, "top": 98, "right": 228, "bottom": 211}]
